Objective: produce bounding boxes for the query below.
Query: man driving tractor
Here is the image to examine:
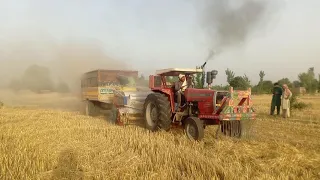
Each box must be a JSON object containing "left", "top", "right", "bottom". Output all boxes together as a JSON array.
[{"left": 175, "top": 74, "right": 188, "bottom": 109}]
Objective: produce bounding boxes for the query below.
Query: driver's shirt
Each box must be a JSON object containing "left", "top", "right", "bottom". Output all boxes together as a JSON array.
[
  {"left": 181, "top": 80, "right": 187, "bottom": 91},
  {"left": 174, "top": 80, "right": 187, "bottom": 93}
]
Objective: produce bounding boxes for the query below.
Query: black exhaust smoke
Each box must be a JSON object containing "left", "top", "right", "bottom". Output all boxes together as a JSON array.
[{"left": 197, "top": 0, "right": 284, "bottom": 51}]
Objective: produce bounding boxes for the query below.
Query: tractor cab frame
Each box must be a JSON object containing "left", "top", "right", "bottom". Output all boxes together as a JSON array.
[{"left": 148, "top": 68, "right": 202, "bottom": 111}]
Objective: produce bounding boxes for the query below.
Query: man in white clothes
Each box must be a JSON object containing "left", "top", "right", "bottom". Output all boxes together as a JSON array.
[{"left": 174, "top": 74, "right": 187, "bottom": 109}]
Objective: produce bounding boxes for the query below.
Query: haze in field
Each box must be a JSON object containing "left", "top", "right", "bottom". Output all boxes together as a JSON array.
[{"left": 0, "top": 0, "right": 319, "bottom": 87}]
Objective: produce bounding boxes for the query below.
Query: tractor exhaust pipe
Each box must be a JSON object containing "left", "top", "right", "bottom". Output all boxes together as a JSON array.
[{"left": 206, "top": 70, "right": 218, "bottom": 89}]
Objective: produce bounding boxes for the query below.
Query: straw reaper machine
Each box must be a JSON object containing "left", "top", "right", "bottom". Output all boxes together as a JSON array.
[{"left": 81, "top": 69, "right": 152, "bottom": 125}]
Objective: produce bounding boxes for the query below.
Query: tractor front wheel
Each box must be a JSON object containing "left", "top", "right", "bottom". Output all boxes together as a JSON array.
[
  {"left": 184, "top": 117, "right": 204, "bottom": 141},
  {"left": 143, "top": 93, "right": 172, "bottom": 131}
]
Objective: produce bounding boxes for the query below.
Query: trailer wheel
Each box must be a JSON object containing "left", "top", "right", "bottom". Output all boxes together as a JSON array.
[
  {"left": 184, "top": 117, "right": 204, "bottom": 141},
  {"left": 108, "top": 105, "right": 118, "bottom": 124},
  {"left": 143, "top": 93, "right": 172, "bottom": 131},
  {"left": 85, "top": 100, "right": 100, "bottom": 116}
]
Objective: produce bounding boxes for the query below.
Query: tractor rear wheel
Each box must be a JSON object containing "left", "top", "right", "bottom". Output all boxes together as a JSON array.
[
  {"left": 143, "top": 93, "right": 172, "bottom": 131},
  {"left": 184, "top": 117, "right": 204, "bottom": 141}
]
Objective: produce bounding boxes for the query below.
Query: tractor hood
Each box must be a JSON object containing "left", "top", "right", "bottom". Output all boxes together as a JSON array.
[{"left": 184, "top": 88, "right": 215, "bottom": 102}]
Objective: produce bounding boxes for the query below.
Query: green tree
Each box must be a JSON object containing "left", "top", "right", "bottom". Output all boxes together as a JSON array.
[
  {"left": 259, "top": 71, "right": 265, "bottom": 83},
  {"left": 194, "top": 73, "right": 204, "bottom": 88},
  {"left": 243, "top": 74, "right": 251, "bottom": 86},
  {"left": 211, "top": 84, "right": 229, "bottom": 90},
  {"left": 166, "top": 76, "right": 178, "bottom": 83},
  {"left": 293, "top": 80, "right": 300, "bottom": 88},
  {"left": 256, "top": 80, "right": 273, "bottom": 94},
  {"left": 277, "top": 78, "right": 292, "bottom": 88},
  {"left": 263, "top": 81, "right": 273, "bottom": 93},
  {"left": 229, "top": 76, "right": 250, "bottom": 90},
  {"left": 298, "top": 67, "right": 318, "bottom": 93},
  {"left": 225, "top": 68, "right": 235, "bottom": 84},
  {"left": 20, "top": 65, "right": 55, "bottom": 93},
  {"left": 257, "top": 71, "right": 265, "bottom": 93},
  {"left": 312, "top": 79, "right": 319, "bottom": 93}
]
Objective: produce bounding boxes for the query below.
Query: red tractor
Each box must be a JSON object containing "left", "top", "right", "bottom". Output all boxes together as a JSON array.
[{"left": 143, "top": 68, "right": 256, "bottom": 140}]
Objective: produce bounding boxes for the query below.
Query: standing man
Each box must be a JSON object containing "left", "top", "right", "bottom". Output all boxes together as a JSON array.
[
  {"left": 270, "top": 82, "right": 283, "bottom": 115},
  {"left": 175, "top": 74, "right": 187, "bottom": 109},
  {"left": 282, "top": 84, "right": 292, "bottom": 118}
]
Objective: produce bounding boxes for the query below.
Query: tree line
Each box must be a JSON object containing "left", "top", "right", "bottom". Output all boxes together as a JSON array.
[
  {"left": 138, "top": 67, "right": 319, "bottom": 95},
  {"left": 7, "top": 64, "right": 320, "bottom": 95},
  {"left": 8, "top": 65, "right": 70, "bottom": 93},
  {"left": 198, "top": 67, "right": 319, "bottom": 94}
]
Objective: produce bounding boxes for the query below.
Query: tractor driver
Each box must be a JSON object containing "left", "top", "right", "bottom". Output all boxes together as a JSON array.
[{"left": 175, "top": 74, "right": 187, "bottom": 108}]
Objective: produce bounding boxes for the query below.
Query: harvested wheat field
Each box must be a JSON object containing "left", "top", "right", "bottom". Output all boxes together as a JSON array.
[{"left": 0, "top": 91, "right": 320, "bottom": 180}]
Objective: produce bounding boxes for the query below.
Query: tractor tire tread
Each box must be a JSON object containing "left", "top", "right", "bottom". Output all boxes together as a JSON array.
[
  {"left": 156, "top": 93, "right": 172, "bottom": 131},
  {"left": 143, "top": 93, "right": 172, "bottom": 131},
  {"left": 184, "top": 117, "right": 204, "bottom": 141}
]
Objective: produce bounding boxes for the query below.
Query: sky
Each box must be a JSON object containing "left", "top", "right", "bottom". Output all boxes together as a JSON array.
[{"left": 0, "top": 0, "right": 319, "bottom": 86}]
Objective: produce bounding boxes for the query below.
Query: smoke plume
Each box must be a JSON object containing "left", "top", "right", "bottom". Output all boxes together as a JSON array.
[{"left": 199, "top": 0, "right": 280, "bottom": 50}]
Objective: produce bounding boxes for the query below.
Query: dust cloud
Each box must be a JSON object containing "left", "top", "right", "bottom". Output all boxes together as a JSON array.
[
  {"left": 0, "top": 38, "right": 127, "bottom": 89},
  {"left": 0, "top": 37, "right": 128, "bottom": 110},
  {"left": 197, "top": 0, "right": 283, "bottom": 51}
]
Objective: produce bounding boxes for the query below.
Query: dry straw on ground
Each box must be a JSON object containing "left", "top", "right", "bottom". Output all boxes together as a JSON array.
[{"left": 0, "top": 91, "right": 319, "bottom": 180}]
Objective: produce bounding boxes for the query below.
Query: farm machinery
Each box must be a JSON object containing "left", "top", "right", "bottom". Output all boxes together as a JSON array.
[
  {"left": 142, "top": 68, "right": 256, "bottom": 140},
  {"left": 81, "top": 69, "right": 151, "bottom": 125},
  {"left": 81, "top": 67, "right": 256, "bottom": 141}
]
